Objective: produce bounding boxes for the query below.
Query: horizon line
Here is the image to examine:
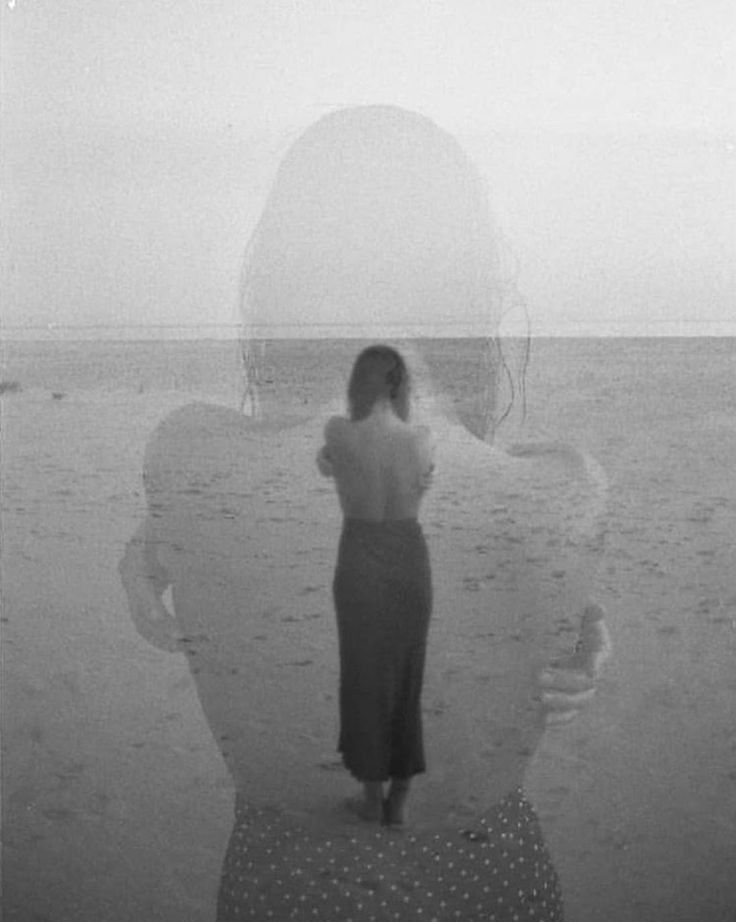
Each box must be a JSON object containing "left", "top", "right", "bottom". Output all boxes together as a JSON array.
[{"left": 3, "top": 320, "right": 736, "bottom": 341}]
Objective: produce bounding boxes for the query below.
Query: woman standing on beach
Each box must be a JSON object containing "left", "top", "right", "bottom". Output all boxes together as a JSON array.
[
  {"left": 120, "top": 104, "right": 611, "bottom": 921},
  {"left": 317, "top": 345, "right": 435, "bottom": 824}
]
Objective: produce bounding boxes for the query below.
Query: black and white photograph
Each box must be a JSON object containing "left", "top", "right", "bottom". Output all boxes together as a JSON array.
[{"left": 1, "top": 2, "right": 734, "bottom": 919}]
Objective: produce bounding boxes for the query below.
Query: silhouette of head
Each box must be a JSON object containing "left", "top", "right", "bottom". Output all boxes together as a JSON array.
[
  {"left": 241, "top": 104, "right": 499, "bottom": 337},
  {"left": 347, "top": 344, "right": 410, "bottom": 422},
  {"left": 240, "top": 105, "right": 524, "bottom": 438}
]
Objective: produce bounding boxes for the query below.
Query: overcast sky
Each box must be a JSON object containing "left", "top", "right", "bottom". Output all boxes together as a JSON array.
[{"left": 3, "top": 0, "right": 735, "bottom": 336}]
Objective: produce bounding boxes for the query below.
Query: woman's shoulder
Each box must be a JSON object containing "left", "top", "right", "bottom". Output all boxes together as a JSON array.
[
  {"left": 504, "top": 439, "right": 601, "bottom": 482},
  {"left": 504, "top": 439, "right": 605, "bottom": 486},
  {"left": 433, "top": 429, "right": 607, "bottom": 542},
  {"left": 502, "top": 439, "right": 608, "bottom": 542},
  {"left": 144, "top": 402, "right": 252, "bottom": 468},
  {"left": 143, "top": 401, "right": 321, "bottom": 493}
]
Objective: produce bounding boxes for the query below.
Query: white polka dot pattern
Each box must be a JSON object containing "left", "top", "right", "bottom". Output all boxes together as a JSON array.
[{"left": 217, "top": 787, "right": 563, "bottom": 921}]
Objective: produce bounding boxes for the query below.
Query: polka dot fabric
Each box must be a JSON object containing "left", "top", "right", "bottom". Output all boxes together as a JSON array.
[{"left": 217, "top": 787, "right": 563, "bottom": 921}]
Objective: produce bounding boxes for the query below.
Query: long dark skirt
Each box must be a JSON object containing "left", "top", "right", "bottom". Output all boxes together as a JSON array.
[{"left": 332, "top": 517, "right": 432, "bottom": 782}]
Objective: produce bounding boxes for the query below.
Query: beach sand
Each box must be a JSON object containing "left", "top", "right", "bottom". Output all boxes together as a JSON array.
[{"left": 1, "top": 337, "right": 735, "bottom": 921}]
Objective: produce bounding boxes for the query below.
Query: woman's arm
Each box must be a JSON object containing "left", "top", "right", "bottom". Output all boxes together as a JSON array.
[
  {"left": 316, "top": 445, "right": 334, "bottom": 477},
  {"left": 316, "top": 415, "right": 347, "bottom": 478},
  {"left": 415, "top": 425, "right": 436, "bottom": 493},
  {"left": 118, "top": 519, "right": 183, "bottom": 653},
  {"left": 510, "top": 442, "right": 611, "bottom": 727}
]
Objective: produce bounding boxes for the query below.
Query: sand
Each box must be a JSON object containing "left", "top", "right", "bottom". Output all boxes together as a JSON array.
[{"left": 1, "top": 337, "right": 735, "bottom": 921}]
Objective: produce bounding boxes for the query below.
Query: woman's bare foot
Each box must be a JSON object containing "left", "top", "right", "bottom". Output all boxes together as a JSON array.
[
  {"left": 345, "top": 782, "right": 384, "bottom": 821},
  {"left": 383, "top": 779, "right": 410, "bottom": 826}
]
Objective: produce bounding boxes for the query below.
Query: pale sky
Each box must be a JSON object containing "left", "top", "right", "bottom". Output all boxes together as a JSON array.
[{"left": 2, "top": 0, "right": 735, "bottom": 335}]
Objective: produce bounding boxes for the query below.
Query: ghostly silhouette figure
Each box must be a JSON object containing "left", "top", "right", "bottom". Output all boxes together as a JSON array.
[{"left": 120, "top": 105, "right": 610, "bottom": 921}]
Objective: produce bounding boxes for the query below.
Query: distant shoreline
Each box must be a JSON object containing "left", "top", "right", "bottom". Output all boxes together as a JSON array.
[{"left": 3, "top": 323, "right": 736, "bottom": 342}]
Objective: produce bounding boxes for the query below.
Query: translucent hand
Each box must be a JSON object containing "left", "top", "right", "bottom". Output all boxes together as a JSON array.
[
  {"left": 118, "top": 529, "right": 183, "bottom": 653},
  {"left": 316, "top": 446, "right": 334, "bottom": 477},
  {"left": 419, "top": 463, "right": 435, "bottom": 493},
  {"left": 538, "top": 603, "right": 612, "bottom": 727}
]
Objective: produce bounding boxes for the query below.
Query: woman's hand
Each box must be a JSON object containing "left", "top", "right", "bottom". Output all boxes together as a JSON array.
[
  {"left": 416, "top": 425, "right": 435, "bottom": 493},
  {"left": 537, "top": 603, "right": 612, "bottom": 727},
  {"left": 316, "top": 445, "right": 335, "bottom": 477},
  {"left": 118, "top": 523, "right": 183, "bottom": 653},
  {"left": 418, "top": 463, "right": 435, "bottom": 493}
]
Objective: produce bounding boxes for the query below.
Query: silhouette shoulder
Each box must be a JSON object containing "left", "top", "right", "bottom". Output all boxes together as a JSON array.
[
  {"left": 504, "top": 439, "right": 608, "bottom": 544},
  {"left": 431, "top": 431, "right": 606, "bottom": 548}
]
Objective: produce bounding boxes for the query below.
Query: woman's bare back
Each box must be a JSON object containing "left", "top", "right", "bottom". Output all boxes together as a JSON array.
[{"left": 320, "top": 409, "right": 434, "bottom": 521}]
